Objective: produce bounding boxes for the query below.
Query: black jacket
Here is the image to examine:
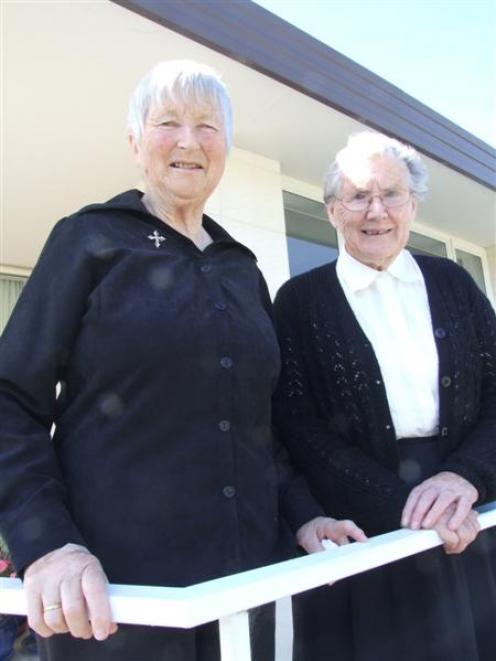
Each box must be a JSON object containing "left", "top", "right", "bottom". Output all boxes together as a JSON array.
[
  {"left": 0, "top": 190, "right": 320, "bottom": 585},
  {"left": 273, "top": 256, "right": 496, "bottom": 535}
]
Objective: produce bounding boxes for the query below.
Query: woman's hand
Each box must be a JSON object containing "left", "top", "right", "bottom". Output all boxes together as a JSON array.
[
  {"left": 433, "top": 506, "right": 480, "bottom": 554},
  {"left": 296, "top": 516, "right": 367, "bottom": 554},
  {"left": 401, "top": 471, "right": 478, "bottom": 532},
  {"left": 23, "top": 543, "right": 117, "bottom": 640}
]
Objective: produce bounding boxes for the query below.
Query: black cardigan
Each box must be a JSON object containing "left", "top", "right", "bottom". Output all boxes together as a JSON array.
[{"left": 273, "top": 256, "right": 496, "bottom": 535}]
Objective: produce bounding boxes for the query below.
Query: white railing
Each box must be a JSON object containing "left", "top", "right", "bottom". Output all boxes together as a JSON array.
[{"left": 2, "top": 502, "right": 496, "bottom": 661}]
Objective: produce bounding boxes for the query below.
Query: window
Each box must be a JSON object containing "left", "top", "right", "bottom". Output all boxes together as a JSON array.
[
  {"left": 455, "top": 249, "right": 487, "bottom": 295},
  {"left": 0, "top": 274, "right": 27, "bottom": 335},
  {"left": 406, "top": 231, "right": 448, "bottom": 258},
  {"left": 283, "top": 191, "right": 338, "bottom": 277}
]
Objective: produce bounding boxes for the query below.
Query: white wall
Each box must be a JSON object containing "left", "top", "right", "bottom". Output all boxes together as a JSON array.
[{"left": 207, "top": 149, "right": 290, "bottom": 297}]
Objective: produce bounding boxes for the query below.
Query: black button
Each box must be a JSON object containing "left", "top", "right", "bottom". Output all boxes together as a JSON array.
[
  {"left": 434, "top": 328, "right": 447, "bottom": 339},
  {"left": 222, "top": 485, "right": 236, "bottom": 498},
  {"left": 200, "top": 264, "right": 212, "bottom": 273},
  {"left": 218, "top": 420, "right": 231, "bottom": 432},
  {"left": 441, "top": 426, "right": 449, "bottom": 436},
  {"left": 215, "top": 302, "right": 226, "bottom": 311},
  {"left": 220, "top": 357, "right": 233, "bottom": 369},
  {"left": 441, "top": 376, "right": 452, "bottom": 388}
]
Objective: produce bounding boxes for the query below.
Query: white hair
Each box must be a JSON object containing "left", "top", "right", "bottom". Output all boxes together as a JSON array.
[
  {"left": 127, "top": 60, "right": 233, "bottom": 148},
  {"left": 323, "top": 131, "right": 428, "bottom": 202}
]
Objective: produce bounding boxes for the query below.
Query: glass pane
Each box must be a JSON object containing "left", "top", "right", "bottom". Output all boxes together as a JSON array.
[
  {"left": 455, "top": 249, "right": 487, "bottom": 294},
  {"left": 283, "top": 191, "right": 338, "bottom": 277},
  {"left": 407, "top": 231, "right": 447, "bottom": 258},
  {"left": 0, "top": 275, "right": 27, "bottom": 335}
]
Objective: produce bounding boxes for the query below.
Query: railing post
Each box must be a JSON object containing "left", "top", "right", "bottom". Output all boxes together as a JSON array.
[{"left": 218, "top": 610, "right": 252, "bottom": 661}]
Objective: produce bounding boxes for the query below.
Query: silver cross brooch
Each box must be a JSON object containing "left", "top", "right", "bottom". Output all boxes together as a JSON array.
[{"left": 147, "top": 230, "right": 166, "bottom": 248}]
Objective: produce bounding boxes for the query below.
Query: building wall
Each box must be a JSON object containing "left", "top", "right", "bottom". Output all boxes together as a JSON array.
[
  {"left": 206, "top": 149, "right": 291, "bottom": 297},
  {"left": 487, "top": 246, "right": 496, "bottom": 297}
]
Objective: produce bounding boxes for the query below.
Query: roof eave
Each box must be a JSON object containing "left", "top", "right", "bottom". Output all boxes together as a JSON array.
[{"left": 113, "top": 0, "right": 496, "bottom": 191}]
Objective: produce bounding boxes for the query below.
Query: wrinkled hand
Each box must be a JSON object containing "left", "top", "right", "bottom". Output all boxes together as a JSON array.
[
  {"left": 24, "top": 543, "right": 117, "bottom": 640},
  {"left": 433, "top": 506, "right": 480, "bottom": 554},
  {"left": 296, "top": 516, "right": 367, "bottom": 554},
  {"left": 401, "top": 471, "right": 478, "bottom": 531}
]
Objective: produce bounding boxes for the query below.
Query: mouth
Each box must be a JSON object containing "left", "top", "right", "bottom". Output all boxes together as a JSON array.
[
  {"left": 170, "top": 161, "right": 203, "bottom": 170},
  {"left": 361, "top": 229, "right": 392, "bottom": 236}
]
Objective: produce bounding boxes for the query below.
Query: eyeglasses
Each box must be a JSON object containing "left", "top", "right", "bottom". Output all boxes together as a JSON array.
[{"left": 336, "top": 189, "right": 411, "bottom": 212}]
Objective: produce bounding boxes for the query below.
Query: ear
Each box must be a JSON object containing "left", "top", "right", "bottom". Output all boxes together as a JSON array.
[
  {"left": 410, "top": 196, "right": 418, "bottom": 218},
  {"left": 325, "top": 200, "right": 339, "bottom": 229},
  {"left": 128, "top": 133, "right": 141, "bottom": 165}
]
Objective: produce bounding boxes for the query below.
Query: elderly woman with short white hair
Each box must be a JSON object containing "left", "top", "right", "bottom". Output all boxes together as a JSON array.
[
  {"left": 0, "top": 61, "right": 365, "bottom": 661},
  {"left": 274, "top": 131, "right": 496, "bottom": 661}
]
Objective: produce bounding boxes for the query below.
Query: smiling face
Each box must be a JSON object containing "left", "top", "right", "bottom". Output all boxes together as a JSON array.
[
  {"left": 327, "top": 154, "right": 418, "bottom": 270},
  {"left": 129, "top": 99, "right": 227, "bottom": 211}
]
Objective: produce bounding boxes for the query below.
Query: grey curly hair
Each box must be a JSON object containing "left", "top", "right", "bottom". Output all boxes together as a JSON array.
[{"left": 323, "top": 132, "right": 428, "bottom": 203}]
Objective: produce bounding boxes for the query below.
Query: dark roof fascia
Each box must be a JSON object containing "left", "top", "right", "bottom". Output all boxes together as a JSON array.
[{"left": 113, "top": 0, "right": 496, "bottom": 191}]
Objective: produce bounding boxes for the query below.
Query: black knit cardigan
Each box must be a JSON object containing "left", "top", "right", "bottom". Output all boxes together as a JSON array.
[{"left": 273, "top": 255, "right": 496, "bottom": 536}]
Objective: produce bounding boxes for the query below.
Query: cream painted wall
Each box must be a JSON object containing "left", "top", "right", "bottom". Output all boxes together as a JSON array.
[{"left": 207, "top": 149, "right": 291, "bottom": 296}]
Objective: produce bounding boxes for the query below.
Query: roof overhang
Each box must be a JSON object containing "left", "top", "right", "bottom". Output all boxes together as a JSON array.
[
  {"left": 114, "top": 0, "right": 496, "bottom": 192},
  {"left": 3, "top": 0, "right": 495, "bottom": 268}
]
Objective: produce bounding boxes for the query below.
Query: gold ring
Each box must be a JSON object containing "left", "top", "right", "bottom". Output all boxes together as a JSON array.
[{"left": 44, "top": 604, "right": 62, "bottom": 613}]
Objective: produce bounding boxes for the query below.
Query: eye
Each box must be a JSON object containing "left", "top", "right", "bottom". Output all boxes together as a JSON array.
[
  {"left": 199, "top": 123, "right": 218, "bottom": 132},
  {"left": 353, "top": 191, "right": 369, "bottom": 200},
  {"left": 159, "top": 120, "right": 179, "bottom": 128},
  {"left": 384, "top": 190, "right": 398, "bottom": 199}
]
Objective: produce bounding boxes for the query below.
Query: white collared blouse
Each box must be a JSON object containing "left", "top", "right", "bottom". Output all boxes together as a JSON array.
[{"left": 336, "top": 248, "right": 439, "bottom": 439}]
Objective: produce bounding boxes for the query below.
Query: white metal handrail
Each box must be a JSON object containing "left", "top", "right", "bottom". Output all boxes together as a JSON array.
[{"left": 1, "top": 502, "right": 496, "bottom": 660}]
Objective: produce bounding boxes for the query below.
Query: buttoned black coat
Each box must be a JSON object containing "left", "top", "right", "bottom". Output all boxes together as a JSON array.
[{"left": 0, "top": 190, "right": 319, "bottom": 590}]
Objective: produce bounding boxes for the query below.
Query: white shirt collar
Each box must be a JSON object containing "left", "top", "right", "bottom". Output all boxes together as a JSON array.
[{"left": 336, "top": 248, "right": 423, "bottom": 293}]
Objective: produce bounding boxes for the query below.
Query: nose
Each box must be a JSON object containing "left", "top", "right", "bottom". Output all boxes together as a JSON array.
[
  {"left": 366, "top": 194, "right": 388, "bottom": 217},
  {"left": 176, "top": 125, "right": 199, "bottom": 149}
]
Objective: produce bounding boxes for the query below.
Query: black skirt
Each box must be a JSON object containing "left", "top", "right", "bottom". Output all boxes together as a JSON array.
[{"left": 292, "top": 437, "right": 496, "bottom": 661}]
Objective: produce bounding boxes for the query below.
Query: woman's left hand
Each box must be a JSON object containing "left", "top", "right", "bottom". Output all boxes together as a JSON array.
[
  {"left": 401, "top": 471, "right": 478, "bottom": 531},
  {"left": 296, "top": 516, "right": 367, "bottom": 554},
  {"left": 434, "top": 506, "right": 481, "bottom": 554}
]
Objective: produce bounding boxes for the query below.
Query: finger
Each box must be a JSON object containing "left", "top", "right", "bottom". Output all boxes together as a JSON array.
[
  {"left": 471, "top": 511, "right": 481, "bottom": 533},
  {"left": 41, "top": 595, "right": 69, "bottom": 635},
  {"left": 60, "top": 575, "right": 92, "bottom": 639},
  {"left": 401, "top": 487, "right": 422, "bottom": 527},
  {"left": 448, "top": 497, "right": 474, "bottom": 531},
  {"left": 323, "top": 520, "right": 367, "bottom": 544},
  {"left": 25, "top": 590, "right": 54, "bottom": 638},
  {"left": 421, "top": 491, "right": 458, "bottom": 528},
  {"left": 449, "top": 516, "right": 479, "bottom": 554},
  {"left": 300, "top": 532, "right": 325, "bottom": 554},
  {"left": 465, "top": 513, "right": 480, "bottom": 541},
  {"left": 337, "top": 520, "right": 367, "bottom": 543},
  {"left": 408, "top": 488, "right": 439, "bottom": 529},
  {"left": 336, "top": 536, "right": 350, "bottom": 546},
  {"left": 81, "top": 563, "right": 114, "bottom": 640},
  {"left": 451, "top": 525, "right": 469, "bottom": 554},
  {"left": 435, "top": 519, "right": 458, "bottom": 551}
]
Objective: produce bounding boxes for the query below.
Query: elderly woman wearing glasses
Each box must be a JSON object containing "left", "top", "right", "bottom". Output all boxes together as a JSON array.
[
  {"left": 0, "top": 61, "right": 366, "bottom": 661},
  {"left": 273, "top": 132, "right": 496, "bottom": 661}
]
